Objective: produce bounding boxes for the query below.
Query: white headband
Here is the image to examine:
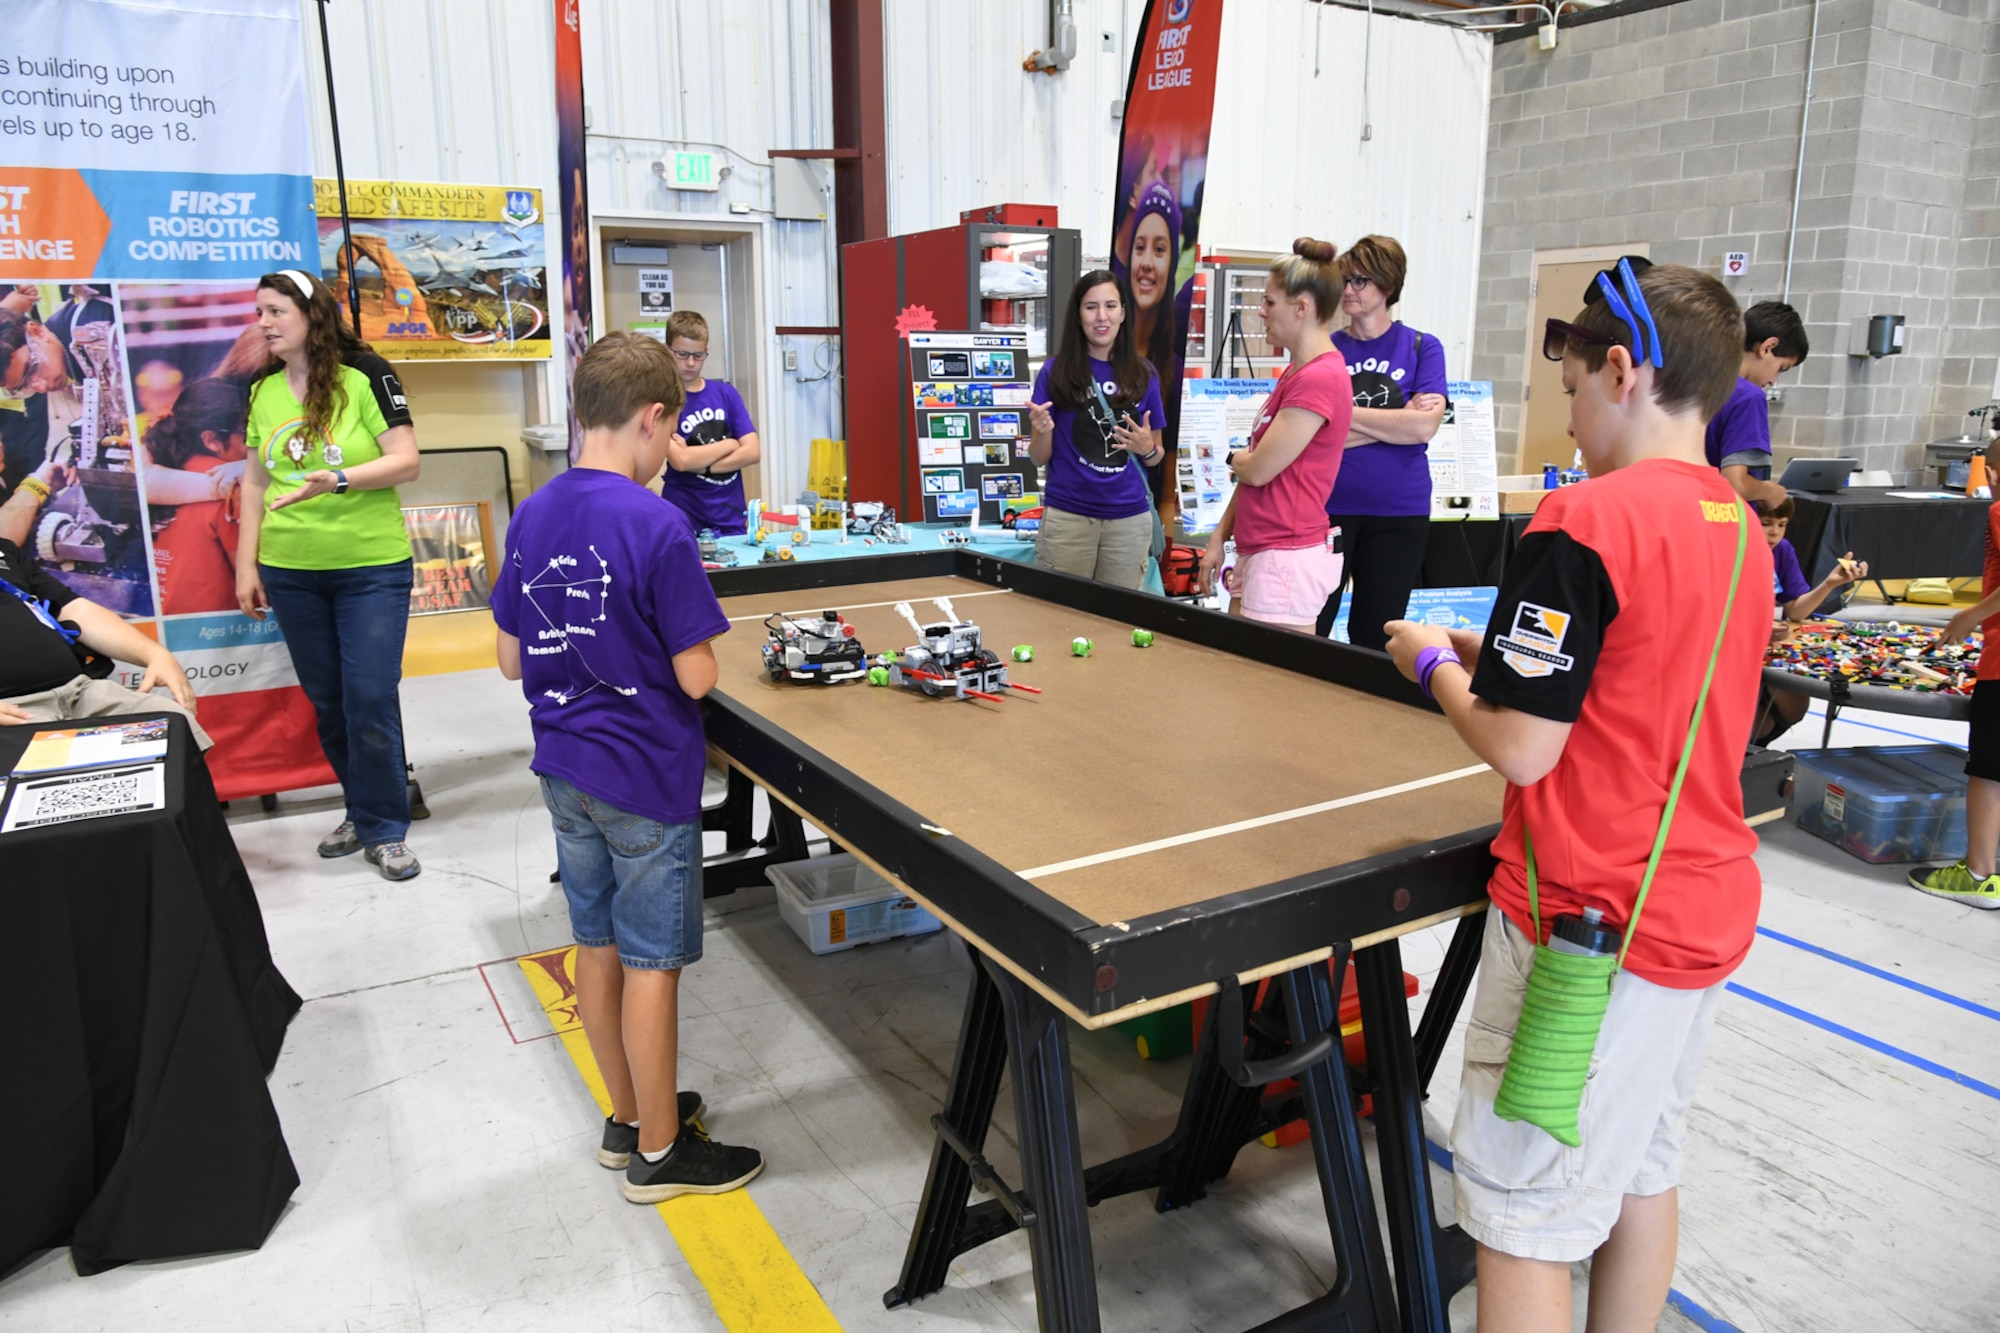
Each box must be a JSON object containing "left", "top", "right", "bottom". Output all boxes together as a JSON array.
[{"left": 278, "top": 269, "right": 316, "bottom": 300}]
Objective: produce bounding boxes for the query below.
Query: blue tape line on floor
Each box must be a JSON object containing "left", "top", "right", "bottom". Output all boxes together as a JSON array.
[
  {"left": 1726, "top": 982, "right": 2000, "bottom": 1101},
  {"left": 1755, "top": 926, "right": 2000, "bottom": 1023},
  {"left": 1423, "top": 1138, "right": 1741, "bottom": 1331}
]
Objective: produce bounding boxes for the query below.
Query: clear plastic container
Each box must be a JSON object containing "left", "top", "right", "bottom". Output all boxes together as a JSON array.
[
  {"left": 766, "top": 853, "right": 944, "bottom": 955},
  {"left": 1789, "top": 744, "right": 1969, "bottom": 864}
]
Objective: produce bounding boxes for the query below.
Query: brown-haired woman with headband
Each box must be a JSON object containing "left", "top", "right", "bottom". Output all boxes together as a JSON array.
[{"left": 235, "top": 269, "right": 424, "bottom": 880}]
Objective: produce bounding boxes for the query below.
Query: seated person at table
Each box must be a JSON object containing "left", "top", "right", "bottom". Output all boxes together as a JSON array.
[
  {"left": 657, "top": 311, "right": 758, "bottom": 537},
  {"left": 0, "top": 534, "right": 209, "bottom": 745},
  {"left": 493, "top": 332, "right": 764, "bottom": 1202},
  {"left": 1384, "top": 261, "right": 1770, "bottom": 1333},
  {"left": 1705, "top": 300, "right": 1806, "bottom": 513},
  {"left": 1752, "top": 497, "right": 1868, "bottom": 744}
]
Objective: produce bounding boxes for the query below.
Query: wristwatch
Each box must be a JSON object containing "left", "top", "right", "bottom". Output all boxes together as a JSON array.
[{"left": 332, "top": 469, "right": 350, "bottom": 494}]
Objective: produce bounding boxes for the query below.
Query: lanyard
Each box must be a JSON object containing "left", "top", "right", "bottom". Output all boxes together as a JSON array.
[
  {"left": 1524, "top": 494, "right": 1749, "bottom": 967},
  {"left": 1, "top": 574, "right": 81, "bottom": 644}
]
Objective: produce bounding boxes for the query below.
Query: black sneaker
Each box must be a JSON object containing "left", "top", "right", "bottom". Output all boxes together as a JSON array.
[
  {"left": 597, "top": 1092, "right": 708, "bottom": 1168},
  {"left": 623, "top": 1134, "right": 764, "bottom": 1203}
]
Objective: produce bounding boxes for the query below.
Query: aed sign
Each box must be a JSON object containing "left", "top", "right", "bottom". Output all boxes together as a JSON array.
[{"left": 671, "top": 151, "right": 719, "bottom": 192}]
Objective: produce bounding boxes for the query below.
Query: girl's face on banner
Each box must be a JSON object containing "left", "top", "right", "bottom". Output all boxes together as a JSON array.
[
  {"left": 256, "top": 290, "right": 309, "bottom": 362},
  {"left": 1130, "top": 213, "right": 1172, "bottom": 311}
]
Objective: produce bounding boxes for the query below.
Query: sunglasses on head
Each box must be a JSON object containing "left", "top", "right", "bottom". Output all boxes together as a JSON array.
[{"left": 1541, "top": 255, "right": 1664, "bottom": 368}]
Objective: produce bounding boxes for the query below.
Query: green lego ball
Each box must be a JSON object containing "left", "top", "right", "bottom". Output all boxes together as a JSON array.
[
  {"left": 1070, "top": 636, "right": 1093, "bottom": 657},
  {"left": 867, "top": 666, "right": 890, "bottom": 687},
  {"left": 1011, "top": 644, "right": 1035, "bottom": 662},
  {"left": 1131, "top": 629, "right": 1155, "bottom": 648}
]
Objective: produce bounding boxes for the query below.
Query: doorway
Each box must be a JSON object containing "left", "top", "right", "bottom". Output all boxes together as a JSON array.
[
  {"left": 1519, "top": 245, "right": 1649, "bottom": 475},
  {"left": 592, "top": 219, "right": 764, "bottom": 501}
]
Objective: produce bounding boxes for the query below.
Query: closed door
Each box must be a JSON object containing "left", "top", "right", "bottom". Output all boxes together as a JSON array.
[{"left": 1520, "top": 248, "right": 1647, "bottom": 475}]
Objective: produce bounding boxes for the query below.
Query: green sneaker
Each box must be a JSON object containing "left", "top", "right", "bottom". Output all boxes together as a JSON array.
[{"left": 1907, "top": 862, "right": 2000, "bottom": 910}]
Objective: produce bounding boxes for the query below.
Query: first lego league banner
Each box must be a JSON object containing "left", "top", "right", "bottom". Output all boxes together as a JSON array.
[{"left": 0, "top": 0, "right": 316, "bottom": 280}]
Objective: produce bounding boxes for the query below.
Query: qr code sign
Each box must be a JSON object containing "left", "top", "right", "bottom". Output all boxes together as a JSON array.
[{"left": 3, "top": 763, "right": 164, "bottom": 833}]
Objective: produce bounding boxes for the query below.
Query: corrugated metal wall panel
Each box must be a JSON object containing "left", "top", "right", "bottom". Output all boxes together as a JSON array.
[{"left": 1204, "top": 3, "right": 1490, "bottom": 384}]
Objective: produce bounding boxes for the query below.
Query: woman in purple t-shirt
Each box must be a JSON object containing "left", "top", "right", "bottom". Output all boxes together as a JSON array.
[
  {"left": 1026, "top": 270, "right": 1166, "bottom": 588},
  {"left": 1315, "top": 235, "right": 1450, "bottom": 651}
]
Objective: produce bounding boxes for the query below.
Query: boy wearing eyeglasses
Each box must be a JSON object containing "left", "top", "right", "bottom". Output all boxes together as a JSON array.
[
  {"left": 1383, "top": 261, "right": 1771, "bottom": 1332},
  {"left": 657, "top": 310, "right": 759, "bottom": 536},
  {"left": 1705, "top": 300, "right": 1809, "bottom": 513}
]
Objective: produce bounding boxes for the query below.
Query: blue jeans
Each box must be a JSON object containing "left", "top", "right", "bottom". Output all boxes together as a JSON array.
[
  {"left": 261, "top": 559, "right": 413, "bottom": 844},
  {"left": 539, "top": 775, "right": 703, "bottom": 970}
]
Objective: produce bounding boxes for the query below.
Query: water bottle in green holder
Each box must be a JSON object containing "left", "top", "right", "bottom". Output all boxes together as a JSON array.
[{"left": 1492, "top": 496, "right": 1748, "bottom": 1148}]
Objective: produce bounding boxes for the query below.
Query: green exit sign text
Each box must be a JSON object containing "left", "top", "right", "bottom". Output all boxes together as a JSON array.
[{"left": 671, "top": 151, "right": 719, "bottom": 192}]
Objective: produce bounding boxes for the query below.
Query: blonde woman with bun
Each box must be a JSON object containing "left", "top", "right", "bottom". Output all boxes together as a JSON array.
[{"left": 1199, "top": 239, "right": 1355, "bottom": 634}]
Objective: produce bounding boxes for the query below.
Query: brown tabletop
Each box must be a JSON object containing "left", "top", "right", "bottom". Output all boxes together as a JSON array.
[{"left": 708, "top": 566, "right": 1503, "bottom": 1022}]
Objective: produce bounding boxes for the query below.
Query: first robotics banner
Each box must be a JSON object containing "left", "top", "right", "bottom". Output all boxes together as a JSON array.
[{"left": 0, "top": 0, "right": 316, "bottom": 280}]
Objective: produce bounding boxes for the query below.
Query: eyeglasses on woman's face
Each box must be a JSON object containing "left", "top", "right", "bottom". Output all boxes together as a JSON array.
[{"left": 1343, "top": 275, "right": 1374, "bottom": 292}]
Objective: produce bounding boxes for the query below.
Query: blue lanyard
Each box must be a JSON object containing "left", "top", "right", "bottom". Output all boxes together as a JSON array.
[{"left": 1, "top": 575, "right": 81, "bottom": 644}]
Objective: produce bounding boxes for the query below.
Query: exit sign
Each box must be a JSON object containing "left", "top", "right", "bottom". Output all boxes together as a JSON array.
[{"left": 671, "top": 151, "right": 719, "bottom": 192}]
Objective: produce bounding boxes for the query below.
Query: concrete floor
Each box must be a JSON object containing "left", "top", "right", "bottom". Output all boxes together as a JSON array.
[{"left": 3, "top": 665, "right": 1997, "bottom": 1332}]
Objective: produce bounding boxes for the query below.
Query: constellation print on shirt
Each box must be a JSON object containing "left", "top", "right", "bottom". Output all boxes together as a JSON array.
[{"left": 515, "top": 545, "right": 637, "bottom": 704}]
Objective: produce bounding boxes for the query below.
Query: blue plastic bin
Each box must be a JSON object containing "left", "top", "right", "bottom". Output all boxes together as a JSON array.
[{"left": 1789, "top": 744, "right": 1969, "bottom": 864}]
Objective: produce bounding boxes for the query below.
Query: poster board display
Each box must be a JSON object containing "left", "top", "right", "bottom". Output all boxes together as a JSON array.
[
  {"left": 906, "top": 331, "right": 1033, "bottom": 524},
  {"left": 1429, "top": 381, "right": 1499, "bottom": 520},
  {"left": 1174, "top": 377, "right": 1270, "bottom": 535},
  {"left": 404, "top": 501, "right": 496, "bottom": 615},
  {"left": 314, "top": 179, "right": 549, "bottom": 361}
]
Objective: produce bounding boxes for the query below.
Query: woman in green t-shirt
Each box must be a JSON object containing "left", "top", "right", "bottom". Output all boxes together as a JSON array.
[{"left": 235, "top": 270, "right": 424, "bottom": 880}]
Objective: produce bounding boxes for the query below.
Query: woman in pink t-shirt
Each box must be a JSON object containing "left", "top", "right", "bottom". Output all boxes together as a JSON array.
[{"left": 1200, "top": 238, "right": 1355, "bottom": 633}]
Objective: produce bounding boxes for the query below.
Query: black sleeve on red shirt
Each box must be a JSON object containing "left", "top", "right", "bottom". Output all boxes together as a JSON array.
[
  {"left": 345, "top": 349, "right": 414, "bottom": 429},
  {"left": 1470, "top": 529, "right": 1620, "bottom": 723}
]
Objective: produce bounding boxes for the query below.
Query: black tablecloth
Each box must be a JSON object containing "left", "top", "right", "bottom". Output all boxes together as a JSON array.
[
  {"left": 1784, "top": 488, "right": 1991, "bottom": 583},
  {"left": 0, "top": 714, "right": 300, "bottom": 1276},
  {"left": 1420, "top": 514, "right": 1533, "bottom": 588}
]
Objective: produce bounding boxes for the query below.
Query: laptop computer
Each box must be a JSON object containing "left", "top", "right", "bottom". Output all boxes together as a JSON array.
[{"left": 1778, "top": 458, "right": 1860, "bottom": 493}]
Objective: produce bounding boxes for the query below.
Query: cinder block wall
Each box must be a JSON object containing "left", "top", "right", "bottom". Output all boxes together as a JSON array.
[{"left": 1475, "top": 0, "right": 1999, "bottom": 477}]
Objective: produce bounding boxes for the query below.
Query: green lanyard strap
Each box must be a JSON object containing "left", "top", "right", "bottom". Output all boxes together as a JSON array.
[{"left": 1526, "top": 495, "right": 1749, "bottom": 967}]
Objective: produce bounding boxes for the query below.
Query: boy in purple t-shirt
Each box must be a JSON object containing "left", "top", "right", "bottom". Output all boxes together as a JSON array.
[
  {"left": 658, "top": 310, "right": 758, "bottom": 535},
  {"left": 493, "top": 332, "right": 764, "bottom": 1204},
  {"left": 1706, "top": 301, "right": 1807, "bottom": 513},
  {"left": 1754, "top": 495, "right": 1869, "bottom": 743}
]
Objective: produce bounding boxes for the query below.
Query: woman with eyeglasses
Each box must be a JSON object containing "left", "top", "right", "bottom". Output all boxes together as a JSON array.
[
  {"left": 236, "top": 269, "right": 425, "bottom": 881},
  {"left": 1314, "top": 236, "right": 1450, "bottom": 650},
  {"left": 658, "top": 310, "right": 758, "bottom": 536},
  {"left": 1025, "top": 270, "right": 1166, "bottom": 588}
]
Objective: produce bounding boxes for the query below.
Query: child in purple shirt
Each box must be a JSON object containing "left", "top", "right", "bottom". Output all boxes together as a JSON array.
[
  {"left": 1706, "top": 302, "right": 1807, "bottom": 513},
  {"left": 658, "top": 310, "right": 758, "bottom": 535},
  {"left": 1754, "top": 496, "right": 1869, "bottom": 744},
  {"left": 493, "top": 331, "right": 764, "bottom": 1204}
]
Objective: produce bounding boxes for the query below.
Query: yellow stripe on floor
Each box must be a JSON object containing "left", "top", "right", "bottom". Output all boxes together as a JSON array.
[{"left": 517, "top": 946, "right": 842, "bottom": 1332}]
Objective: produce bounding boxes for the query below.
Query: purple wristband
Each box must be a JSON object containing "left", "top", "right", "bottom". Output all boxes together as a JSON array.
[{"left": 1414, "top": 646, "right": 1462, "bottom": 700}]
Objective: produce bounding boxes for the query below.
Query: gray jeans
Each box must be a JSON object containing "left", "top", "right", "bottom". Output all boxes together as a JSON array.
[
  {"left": 5, "top": 674, "right": 214, "bottom": 749},
  {"left": 1033, "top": 505, "right": 1153, "bottom": 589}
]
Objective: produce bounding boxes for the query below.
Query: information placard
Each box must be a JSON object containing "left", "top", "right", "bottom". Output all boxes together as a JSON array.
[
  {"left": 1175, "top": 378, "right": 1271, "bottom": 535},
  {"left": 1429, "top": 381, "right": 1499, "bottom": 520},
  {"left": 907, "top": 331, "right": 1033, "bottom": 524}
]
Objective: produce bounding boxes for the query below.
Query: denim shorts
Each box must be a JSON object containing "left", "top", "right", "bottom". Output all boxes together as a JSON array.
[{"left": 538, "top": 775, "right": 704, "bottom": 970}]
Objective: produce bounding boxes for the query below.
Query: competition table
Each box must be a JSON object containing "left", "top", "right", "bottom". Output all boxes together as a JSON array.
[
  {"left": 1783, "top": 487, "right": 1990, "bottom": 586},
  {"left": 699, "top": 550, "right": 1504, "bottom": 1332},
  {"left": 0, "top": 714, "right": 300, "bottom": 1275},
  {"left": 1762, "top": 665, "right": 1971, "bottom": 746}
]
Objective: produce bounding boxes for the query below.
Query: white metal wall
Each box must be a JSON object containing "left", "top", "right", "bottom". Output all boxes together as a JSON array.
[
  {"left": 300, "top": 0, "right": 1491, "bottom": 496},
  {"left": 1204, "top": 3, "right": 1491, "bottom": 386}
]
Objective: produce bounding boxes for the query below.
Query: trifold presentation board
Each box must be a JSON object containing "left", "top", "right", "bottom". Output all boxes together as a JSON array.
[{"left": 906, "top": 331, "right": 1036, "bottom": 524}]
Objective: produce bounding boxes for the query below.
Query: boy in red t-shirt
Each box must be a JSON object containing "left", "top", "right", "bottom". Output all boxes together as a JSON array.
[
  {"left": 1911, "top": 443, "right": 2000, "bottom": 909},
  {"left": 1384, "top": 261, "right": 1771, "bottom": 1331}
]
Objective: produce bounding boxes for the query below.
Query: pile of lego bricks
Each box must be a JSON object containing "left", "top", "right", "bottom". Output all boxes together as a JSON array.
[{"left": 1765, "top": 620, "right": 1982, "bottom": 696}]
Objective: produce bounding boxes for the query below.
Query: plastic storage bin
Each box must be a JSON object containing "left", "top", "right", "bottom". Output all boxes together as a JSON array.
[
  {"left": 767, "top": 853, "right": 944, "bottom": 955},
  {"left": 1789, "top": 744, "right": 1968, "bottom": 864}
]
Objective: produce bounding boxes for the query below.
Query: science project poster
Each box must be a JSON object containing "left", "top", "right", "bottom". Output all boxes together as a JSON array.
[
  {"left": 315, "top": 179, "right": 550, "bottom": 361},
  {"left": 1110, "top": 0, "right": 1225, "bottom": 496}
]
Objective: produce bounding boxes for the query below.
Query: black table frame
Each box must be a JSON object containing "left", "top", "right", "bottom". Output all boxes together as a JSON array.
[{"left": 700, "top": 550, "right": 1497, "bottom": 1332}]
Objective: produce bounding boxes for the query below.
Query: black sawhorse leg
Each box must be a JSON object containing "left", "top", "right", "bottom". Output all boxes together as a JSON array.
[
  {"left": 886, "top": 948, "right": 1099, "bottom": 1328},
  {"left": 889, "top": 949, "right": 1403, "bottom": 1331},
  {"left": 1356, "top": 938, "right": 1478, "bottom": 1333},
  {"left": 698, "top": 769, "right": 810, "bottom": 897},
  {"left": 1413, "top": 910, "right": 1485, "bottom": 1096}
]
